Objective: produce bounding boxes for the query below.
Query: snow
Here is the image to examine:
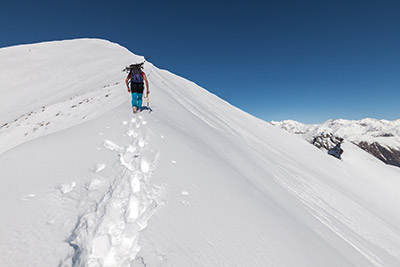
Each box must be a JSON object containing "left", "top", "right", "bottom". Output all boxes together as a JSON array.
[
  {"left": 58, "top": 181, "right": 77, "bottom": 194},
  {"left": 1, "top": 39, "right": 400, "bottom": 267},
  {"left": 93, "top": 163, "right": 106, "bottom": 174}
]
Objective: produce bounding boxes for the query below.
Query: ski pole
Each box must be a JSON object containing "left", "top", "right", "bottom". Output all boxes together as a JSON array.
[{"left": 147, "top": 92, "right": 149, "bottom": 107}]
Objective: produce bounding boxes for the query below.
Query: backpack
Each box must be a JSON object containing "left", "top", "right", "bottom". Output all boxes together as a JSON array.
[{"left": 129, "top": 64, "right": 144, "bottom": 84}]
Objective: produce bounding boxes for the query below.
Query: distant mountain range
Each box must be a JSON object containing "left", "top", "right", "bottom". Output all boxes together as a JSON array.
[{"left": 271, "top": 118, "right": 400, "bottom": 168}]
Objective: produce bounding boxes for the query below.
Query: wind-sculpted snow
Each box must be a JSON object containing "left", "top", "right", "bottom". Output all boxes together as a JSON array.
[
  {"left": 1, "top": 39, "right": 400, "bottom": 267},
  {"left": 0, "top": 84, "right": 125, "bottom": 155}
]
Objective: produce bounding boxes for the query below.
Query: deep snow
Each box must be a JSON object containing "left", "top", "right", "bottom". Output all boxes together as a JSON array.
[{"left": 1, "top": 39, "right": 400, "bottom": 267}]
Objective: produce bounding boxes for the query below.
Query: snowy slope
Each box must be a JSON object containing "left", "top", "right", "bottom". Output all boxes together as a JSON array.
[{"left": 1, "top": 39, "right": 400, "bottom": 267}]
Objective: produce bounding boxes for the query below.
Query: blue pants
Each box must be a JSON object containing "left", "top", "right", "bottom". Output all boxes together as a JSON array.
[{"left": 131, "top": 93, "right": 143, "bottom": 109}]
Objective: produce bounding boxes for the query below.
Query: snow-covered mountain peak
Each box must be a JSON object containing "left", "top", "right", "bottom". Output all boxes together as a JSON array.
[
  {"left": 270, "top": 119, "right": 308, "bottom": 134},
  {"left": 0, "top": 39, "right": 149, "bottom": 155},
  {"left": 0, "top": 38, "right": 143, "bottom": 124}
]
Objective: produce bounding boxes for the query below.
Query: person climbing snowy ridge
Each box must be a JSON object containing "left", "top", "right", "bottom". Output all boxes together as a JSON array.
[{"left": 125, "top": 63, "right": 149, "bottom": 113}]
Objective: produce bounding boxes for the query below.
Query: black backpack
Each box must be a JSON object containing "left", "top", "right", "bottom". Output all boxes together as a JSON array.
[{"left": 124, "top": 63, "right": 144, "bottom": 84}]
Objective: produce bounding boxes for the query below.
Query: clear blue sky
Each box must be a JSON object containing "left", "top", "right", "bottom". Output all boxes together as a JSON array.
[{"left": 1, "top": 0, "right": 399, "bottom": 123}]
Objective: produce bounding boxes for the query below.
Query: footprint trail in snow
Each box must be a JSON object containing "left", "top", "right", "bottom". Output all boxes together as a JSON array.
[{"left": 62, "top": 114, "right": 162, "bottom": 267}]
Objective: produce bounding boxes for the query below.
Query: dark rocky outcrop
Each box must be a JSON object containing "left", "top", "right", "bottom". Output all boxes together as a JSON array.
[
  {"left": 311, "top": 133, "right": 344, "bottom": 159},
  {"left": 310, "top": 134, "right": 400, "bottom": 164},
  {"left": 328, "top": 143, "right": 344, "bottom": 159},
  {"left": 356, "top": 142, "right": 400, "bottom": 168}
]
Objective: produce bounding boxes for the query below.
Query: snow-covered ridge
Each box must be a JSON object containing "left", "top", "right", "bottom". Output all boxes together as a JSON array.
[
  {"left": 2, "top": 39, "right": 400, "bottom": 267},
  {"left": 0, "top": 38, "right": 138, "bottom": 123},
  {"left": 0, "top": 38, "right": 143, "bottom": 154}
]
